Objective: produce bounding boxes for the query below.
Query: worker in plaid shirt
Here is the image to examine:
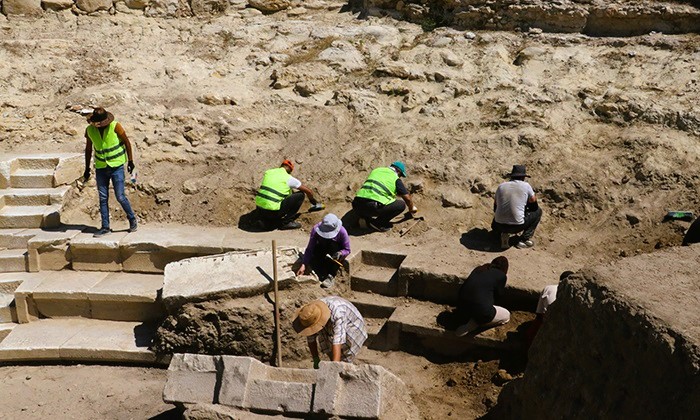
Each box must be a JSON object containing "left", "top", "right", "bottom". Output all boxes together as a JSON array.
[{"left": 292, "top": 296, "right": 368, "bottom": 367}]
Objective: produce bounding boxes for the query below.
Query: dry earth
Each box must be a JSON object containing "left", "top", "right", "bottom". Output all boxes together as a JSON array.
[{"left": 1, "top": 0, "right": 699, "bottom": 418}]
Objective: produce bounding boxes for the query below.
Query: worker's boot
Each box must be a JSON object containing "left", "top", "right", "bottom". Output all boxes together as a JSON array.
[{"left": 279, "top": 220, "right": 301, "bottom": 230}]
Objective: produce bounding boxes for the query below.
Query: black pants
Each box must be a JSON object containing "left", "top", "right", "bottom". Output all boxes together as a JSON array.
[
  {"left": 492, "top": 207, "right": 542, "bottom": 240},
  {"left": 352, "top": 197, "right": 406, "bottom": 227},
  {"left": 309, "top": 239, "right": 342, "bottom": 279},
  {"left": 257, "top": 191, "right": 305, "bottom": 227},
  {"left": 683, "top": 218, "right": 700, "bottom": 246}
]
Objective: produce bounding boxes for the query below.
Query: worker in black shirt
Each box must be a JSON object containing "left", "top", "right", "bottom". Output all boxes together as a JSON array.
[{"left": 455, "top": 256, "right": 510, "bottom": 337}]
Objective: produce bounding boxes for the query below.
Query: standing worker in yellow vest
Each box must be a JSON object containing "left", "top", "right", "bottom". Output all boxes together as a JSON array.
[
  {"left": 255, "top": 159, "right": 324, "bottom": 230},
  {"left": 352, "top": 161, "right": 417, "bottom": 232},
  {"left": 83, "top": 107, "right": 137, "bottom": 237}
]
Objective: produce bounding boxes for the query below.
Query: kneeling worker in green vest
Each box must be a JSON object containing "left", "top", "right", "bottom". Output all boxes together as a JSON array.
[
  {"left": 255, "top": 159, "right": 324, "bottom": 230},
  {"left": 352, "top": 161, "right": 417, "bottom": 232},
  {"left": 83, "top": 107, "right": 137, "bottom": 238}
]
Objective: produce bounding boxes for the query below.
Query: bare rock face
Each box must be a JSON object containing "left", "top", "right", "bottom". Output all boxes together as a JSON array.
[
  {"left": 248, "top": 0, "right": 290, "bottom": 13},
  {"left": 2, "top": 0, "right": 42, "bottom": 16},
  {"left": 145, "top": 0, "right": 192, "bottom": 17},
  {"left": 76, "top": 0, "right": 112, "bottom": 13},
  {"left": 494, "top": 245, "right": 700, "bottom": 418},
  {"left": 124, "top": 0, "right": 149, "bottom": 9}
]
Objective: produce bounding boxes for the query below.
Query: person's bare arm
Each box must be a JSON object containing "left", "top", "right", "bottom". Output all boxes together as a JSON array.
[
  {"left": 528, "top": 193, "right": 537, "bottom": 204},
  {"left": 83, "top": 134, "right": 92, "bottom": 180},
  {"left": 400, "top": 194, "right": 417, "bottom": 213},
  {"left": 297, "top": 185, "right": 318, "bottom": 205},
  {"left": 114, "top": 123, "right": 134, "bottom": 162},
  {"left": 331, "top": 344, "right": 342, "bottom": 362}
]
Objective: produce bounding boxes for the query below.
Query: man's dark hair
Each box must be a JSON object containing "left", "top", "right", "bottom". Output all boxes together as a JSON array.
[
  {"left": 490, "top": 256, "right": 509, "bottom": 275},
  {"left": 559, "top": 271, "right": 575, "bottom": 281}
]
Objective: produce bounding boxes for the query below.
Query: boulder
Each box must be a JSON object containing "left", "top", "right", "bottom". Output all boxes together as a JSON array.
[
  {"left": 248, "top": 0, "right": 289, "bottom": 13},
  {"left": 190, "top": 0, "right": 227, "bottom": 16},
  {"left": 124, "top": 0, "right": 149, "bottom": 9},
  {"left": 75, "top": 0, "right": 112, "bottom": 13},
  {"left": 2, "top": 0, "right": 42, "bottom": 16},
  {"left": 42, "top": 0, "right": 75, "bottom": 11}
]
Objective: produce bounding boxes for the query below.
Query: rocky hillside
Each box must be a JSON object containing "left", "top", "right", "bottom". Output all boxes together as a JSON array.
[{"left": 1, "top": 0, "right": 698, "bottom": 264}]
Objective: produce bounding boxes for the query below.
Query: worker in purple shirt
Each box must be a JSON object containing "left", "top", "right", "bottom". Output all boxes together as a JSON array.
[{"left": 296, "top": 213, "right": 351, "bottom": 289}]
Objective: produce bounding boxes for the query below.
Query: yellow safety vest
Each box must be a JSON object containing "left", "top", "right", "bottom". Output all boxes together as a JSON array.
[
  {"left": 255, "top": 167, "right": 292, "bottom": 210},
  {"left": 355, "top": 167, "right": 397, "bottom": 205},
  {"left": 87, "top": 121, "right": 127, "bottom": 169}
]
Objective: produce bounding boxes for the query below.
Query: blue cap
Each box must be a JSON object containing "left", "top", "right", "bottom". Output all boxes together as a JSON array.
[{"left": 391, "top": 161, "right": 407, "bottom": 177}]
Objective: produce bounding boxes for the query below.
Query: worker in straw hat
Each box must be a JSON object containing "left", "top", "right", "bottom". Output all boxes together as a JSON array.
[
  {"left": 254, "top": 159, "right": 324, "bottom": 230},
  {"left": 352, "top": 161, "right": 417, "bottom": 232},
  {"left": 83, "top": 107, "right": 138, "bottom": 237},
  {"left": 293, "top": 296, "right": 367, "bottom": 368},
  {"left": 296, "top": 213, "right": 351, "bottom": 289}
]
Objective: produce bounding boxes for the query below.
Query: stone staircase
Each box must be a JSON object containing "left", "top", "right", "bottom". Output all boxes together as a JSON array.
[
  {"left": 347, "top": 250, "right": 534, "bottom": 357},
  {"left": 0, "top": 154, "right": 82, "bottom": 229},
  {"left": 0, "top": 224, "right": 270, "bottom": 365}
]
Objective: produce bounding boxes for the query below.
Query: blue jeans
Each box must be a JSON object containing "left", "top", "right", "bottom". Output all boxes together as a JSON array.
[{"left": 95, "top": 165, "right": 136, "bottom": 229}]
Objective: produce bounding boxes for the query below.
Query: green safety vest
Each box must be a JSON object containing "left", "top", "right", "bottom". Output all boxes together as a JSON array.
[
  {"left": 255, "top": 167, "right": 292, "bottom": 210},
  {"left": 87, "top": 121, "right": 127, "bottom": 169},
  {"left": 356, "top": 167, "right": 398, "bottom": 205}
]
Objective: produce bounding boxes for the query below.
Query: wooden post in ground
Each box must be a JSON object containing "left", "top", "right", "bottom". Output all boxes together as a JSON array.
[{"left": 272, "top": 240, "right": 282, "bottom": 367}]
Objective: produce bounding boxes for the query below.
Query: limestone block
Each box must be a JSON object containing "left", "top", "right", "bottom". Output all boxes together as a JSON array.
[
  {"left": 52, "top": 154, "right": 83, "bottom": 186},
  {"left": 0, "top": 293, "right": 17, "bottom": 323},
  {"left": 313, "top": 362, "right": 419, "bottom": 419},
  {"left": 0, "top": 160, "right": 11, "bottom": 189},
  {"left": 218, "top": 356, "right": 267, "bottom": 408},
  {"left": 71, "top": 232, "right": 128, "bottom": 271},
  {"left": 58, "top": 319, "right": 158, "bottom": 363},
  {"left": 42, "top": 0, "right": 75, "bottom": 10},
  {"left": 31, "top": 271, "right": 108, "bottom": 318},
  {"left": 120, "top": 227, "right": 226, "bottom": 273},
  {"left": 12, "top": 273, "right": 48, "bottom": 323},
  {"left": 0, "top": 323, "right": 15, "bottom": 341},
  {"left": 75, "top": 0, "right": 111, "bottom": 13},
  {"left": 163, "top": 353, "right": 221, "bottom": 404},
  {"left": 0, "top": 318, "right": 69, "bottom": 360},
  {"left": 0, "top": 228, "right": 39, "bottom": 250},
  {"left": 161, "top": 248, "right": 300, "bottom": 310},
  {"left": 87, "top": 272, "right": 164, "bottom": 321},
  {"left": 218, "top": 356, "right": 317, "bottom": 414},
  {"left": 2, "top": 0, "right": 43, "bottom": 16},
  {"left": 27, "top": 229, "right": 81, "bottom": 272}
]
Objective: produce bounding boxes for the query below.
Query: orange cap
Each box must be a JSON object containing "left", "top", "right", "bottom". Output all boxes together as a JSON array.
[{"left": 281, "top": 159, "right": 294, "bottom": 172}]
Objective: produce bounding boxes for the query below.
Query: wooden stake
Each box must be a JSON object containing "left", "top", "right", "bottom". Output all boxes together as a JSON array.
[{"left": 272, "top": 240, "right": 282, "bottom": 367}]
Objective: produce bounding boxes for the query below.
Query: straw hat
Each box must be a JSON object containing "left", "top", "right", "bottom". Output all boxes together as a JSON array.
[
  {"left": 292, "top": 300, "right": 331, "bottom": 336},
  {"left": 315, "top": 213, "right": 342, "bottom": 239},
  {"left": 87, "top": 107, "right": 114, "bottom": 128}
]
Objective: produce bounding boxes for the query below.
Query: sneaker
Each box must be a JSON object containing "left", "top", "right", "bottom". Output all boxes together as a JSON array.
[
  {"left": 500, "top": 233, "right": 510, "bottom": 249},
  {"left": 368, "top": 220, "right": 390, "bottom": 232},
  {"left": 128, "top": 219, "right": 138, "bottom": 233},
  {"left": 455, "top": 323, "right": 476, "bottom": 337},
  {"left": 516, "top": 239, "right": 534, "bottom": 249},
  {"left": 279, "top": 221, "right": 301, "bottom": 230},
  {"left": 320, "top": 275, "right": 334, "bottom": 289},
  {"left": 93, "top": 227, "right": 111, "bottom": 238}
]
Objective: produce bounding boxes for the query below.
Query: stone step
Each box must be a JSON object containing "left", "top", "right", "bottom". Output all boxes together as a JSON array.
[
  {"left": 16, "top": 271, "right": 164, "bottom": 323},
  {"left": 0, "top": 205, "right": 61, "bottom": 228},
  {"left": 15, "top": 157, "right": 60, "bottom": 171},
  {"left": 348, "top": 291, "right": 397, "bottom": 319},
  {"left": 350, "top": 265, "right": 399, "bottom": 296},
  {"left": 10, "top": 169, "right": 55, "bottom": 189},
  {"left": 0, "top": 249, "right": 28, "bottom": 272},
  {"left": 0, "top": 228, "right": 40, "bottom": 249},
  {"left": 0, "top": 318, "right": 168, "bottom": 364},
  {"left": 0, "top": 186, "right": 70, "bottom": 206},
  {"left": 0, "top": 293, "right": 17, "bottom": 323},
  {"left": 0, "top": 323, "right": 15, "bottom": 341},
  {"left": 379, "top": 300, "right": 525, "bottom": 356}
]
